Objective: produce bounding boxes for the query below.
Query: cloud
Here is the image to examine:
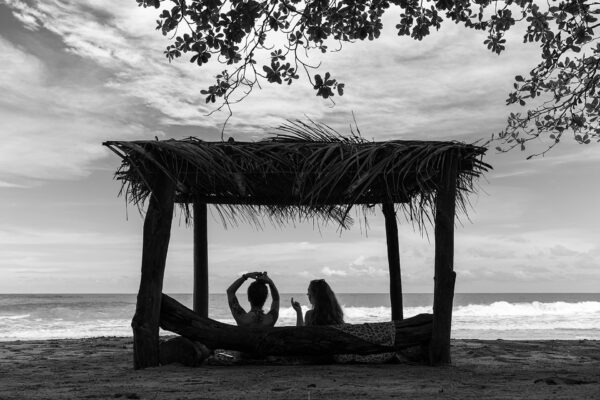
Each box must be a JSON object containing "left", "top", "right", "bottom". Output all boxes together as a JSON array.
[
  {"left": 3, "top": 1, "right": 235, "bottom": 126},
  {"left": 2, "top": 1, "right": 599, "bottom": 295},
  {"left": 3, "top": 0, "right": 543, "bottom": 143},
  {"left": 6, "top": 0, "right": 589, "bottom": 160},
  {"left": 549, "top": 244, "right": 581, "bottom": 257},
  {"left": 4, "top": 0, "right": 44, "bottom": 30},
  {"left": 5, "top": 0, "right": 585, "bottom": 190},
  {"left": 0, "top": 224, "right": 145, "bottom": 292},
  {"left": 321, "top": 254, "right": 392, "bottom": 278},
  {"left": 452, "top": 227, "right": 600, "bottom": 291},
  {"left": 0, "top": 33, "right": 152, "bottom": 184},
  {"left": 0, "top": 226, "right": 140, "bottom": 246},
  {"left": 0, "top": 180, "right": 29, "bottom": 188},
  {"left": 0, "top": 2, "right": 212, "bottom": 185},
  {"left": 321, "top": 266, "right": 348, "bottom": 277}
]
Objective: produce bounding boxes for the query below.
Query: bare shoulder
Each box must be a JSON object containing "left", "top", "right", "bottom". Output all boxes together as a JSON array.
[
  {"left": 235, "top": 313, "right": 254, "bottom": 326},
  {"left": 257, "top": 314, "right": 276, "bottom": 328}
]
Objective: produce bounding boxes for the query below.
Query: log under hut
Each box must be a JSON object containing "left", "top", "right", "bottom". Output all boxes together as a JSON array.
[{"left": 103, "top": 121, "right": 490, "bottom": 369}]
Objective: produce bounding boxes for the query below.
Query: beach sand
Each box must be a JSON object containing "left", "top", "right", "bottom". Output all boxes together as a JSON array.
[{"left": 0, "top": 338, "right": 598, "bottom": 399}]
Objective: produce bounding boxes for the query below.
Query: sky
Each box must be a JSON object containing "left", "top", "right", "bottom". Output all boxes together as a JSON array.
[{"left": 1, "top": 0, "right": 599, "bottom": 294}]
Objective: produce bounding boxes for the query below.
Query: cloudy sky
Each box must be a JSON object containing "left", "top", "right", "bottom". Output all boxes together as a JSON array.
[{"left": 1, "top": 0, "right": 599, "bottom": 294}]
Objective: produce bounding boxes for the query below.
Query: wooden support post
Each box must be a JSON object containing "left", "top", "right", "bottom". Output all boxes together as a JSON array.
[
  {"left": 430, "top": 158, "right": 458, "bottom": 365},
  {"left": 382, "top": 202, "right": 403, "bottom": 321},
  {"left": 131, "top": 172, "right": 175, "bottom": 369},
  {"left": 193, "top": 201, "right": 209, "bottom": 318}
]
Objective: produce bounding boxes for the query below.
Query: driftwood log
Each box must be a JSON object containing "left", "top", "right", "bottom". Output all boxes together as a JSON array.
[{"left": 159, "top": 294, "right": 433, "bottom": 359}]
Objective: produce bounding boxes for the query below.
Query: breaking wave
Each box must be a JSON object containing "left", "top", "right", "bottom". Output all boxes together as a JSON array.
[{"left": 1, "top": 296, "right": 598, "bottom": 341}]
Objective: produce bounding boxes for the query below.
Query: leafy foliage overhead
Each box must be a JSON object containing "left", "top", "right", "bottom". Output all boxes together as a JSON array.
[{"left": 136, "top": 0, "right": 600, "bottom": 155}]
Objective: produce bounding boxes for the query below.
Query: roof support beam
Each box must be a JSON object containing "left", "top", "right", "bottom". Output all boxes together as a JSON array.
[
  {"left": 193, "top": 201, "right": 209, "bottom": 318},
  {"left": 174, "top": 195, "right": 412, "bottom": 206},
  {"left": 382, "top": 202, "right": 403, "bottom": 321},
  {"left": 132, "top": 170, "right": 175, "bottom": 369},
  {"left": 430, "top": 158, "right": 458, "bottom": 365}
]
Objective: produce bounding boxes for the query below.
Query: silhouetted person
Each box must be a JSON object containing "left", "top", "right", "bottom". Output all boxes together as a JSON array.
[
  {"left": 291, "top": 279, "right": 344, "bottom": 326},
  {"left": 227, "top": 271, "right": 279, "bottom": 328}
]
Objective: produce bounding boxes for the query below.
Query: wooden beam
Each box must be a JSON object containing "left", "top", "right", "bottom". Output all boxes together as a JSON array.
[
  {"left": 430, "top": 158, "right": 458, "bottom": 365},
  {"left": 193, "top": 201, "right": 209, "bottom": 318},
  {"left": 174, "top": 193, "right": 413, "bottom": 206},
  {"left": 382, "top": 202, "right": 403, "bottom": 321},
  {"left": 160, "top": 294, "right": 433, "bottom": 357},
  {"left": 131, "top": 171, "right": 175, "bottom": 369}
]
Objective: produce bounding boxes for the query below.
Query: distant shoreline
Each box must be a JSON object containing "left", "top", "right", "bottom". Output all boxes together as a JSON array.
[{"left": 3, "top": 293, "right": 600, "bottom": 341}]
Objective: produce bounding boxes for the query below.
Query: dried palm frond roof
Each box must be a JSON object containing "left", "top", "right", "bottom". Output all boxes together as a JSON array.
[{"left": 103, "top": 121, "right": 490, "bottom": 229}]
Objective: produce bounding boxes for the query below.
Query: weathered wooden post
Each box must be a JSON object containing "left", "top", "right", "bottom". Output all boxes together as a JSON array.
[
  {"left": 382, "top": 202, "right": 403, "bottom": 321},
  {"left": 131, "top": 170, "right": 175, "bottom": 369},
  {"left": 193, "top": 201, "right": 209, "bottom": 317},
  {"left": 430, "top": 157, "right": 458, "bottom": 365}
]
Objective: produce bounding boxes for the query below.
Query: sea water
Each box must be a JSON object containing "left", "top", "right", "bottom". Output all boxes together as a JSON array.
[{"left": 0, "top": 293, "right": 598, "bottom": 341}]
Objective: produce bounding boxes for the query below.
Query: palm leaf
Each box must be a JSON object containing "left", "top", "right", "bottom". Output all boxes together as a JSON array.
[{"left": 103, "top": 120, "right": 489, "bottom": 231}]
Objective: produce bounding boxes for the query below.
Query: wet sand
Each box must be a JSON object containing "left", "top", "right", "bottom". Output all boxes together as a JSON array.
[{"left": 0, "top": 338, "right": 598, "bottom": 399}]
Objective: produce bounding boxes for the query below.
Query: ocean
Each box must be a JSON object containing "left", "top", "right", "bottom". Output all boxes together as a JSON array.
[{"left": 1, "top": 293, "right": 599, "bottom": 341}]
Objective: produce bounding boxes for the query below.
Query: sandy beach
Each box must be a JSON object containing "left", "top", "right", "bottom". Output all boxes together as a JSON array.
[{"left": 0, "top": 338, "right": 598, "bottom": 399}]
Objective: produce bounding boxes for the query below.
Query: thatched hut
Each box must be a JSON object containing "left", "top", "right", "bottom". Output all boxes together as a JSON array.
[{"left": 104, "top": 121, "right": 490, "bottom": 369}]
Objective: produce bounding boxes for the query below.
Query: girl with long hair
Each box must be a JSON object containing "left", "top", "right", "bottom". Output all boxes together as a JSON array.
[{"left": 291, "top": 279, "right": 344, "bottom": 326}]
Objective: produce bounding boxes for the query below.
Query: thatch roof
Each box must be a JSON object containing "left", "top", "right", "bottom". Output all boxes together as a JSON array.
[{"left": 104, "top": 122, "right": 490, "bottom": 229}]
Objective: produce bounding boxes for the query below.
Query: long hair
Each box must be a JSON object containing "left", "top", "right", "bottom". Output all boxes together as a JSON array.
[{"left": 308, "top": 279, "right": 344, "bottom": 325}]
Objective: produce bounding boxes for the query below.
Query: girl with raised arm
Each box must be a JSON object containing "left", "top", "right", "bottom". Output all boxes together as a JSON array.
[
  {"left": 291, "top": 279, "right": 344, "bottom": 326},
  {"left": 226, "top": 271, "right": 280, "bottom": 328}
]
